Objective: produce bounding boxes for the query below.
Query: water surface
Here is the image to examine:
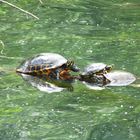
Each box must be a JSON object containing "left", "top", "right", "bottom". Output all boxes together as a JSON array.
[{"left": 0, "top": 0, "right": 140, "bottom": 139}]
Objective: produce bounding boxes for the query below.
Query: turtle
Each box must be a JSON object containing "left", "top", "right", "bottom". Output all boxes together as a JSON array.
[
  {"left": 79, "top": 63, "right": 113, "bottom": 85},
  {"left": 83, "top": 63, "right": 113, "bottom": 75},
  {"left": 16, "top": 53, "right": 80, "bottom": 80},
  {"left": 79, "top": 70, "right": 136, "bottom": 88}
]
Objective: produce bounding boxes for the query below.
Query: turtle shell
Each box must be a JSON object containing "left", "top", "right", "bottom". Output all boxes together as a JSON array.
[
  {"left": 84, "top": 63, "right": 107, "bottom": 74},
  {"left": 16, "top": 53, "right": 67, "bottom": 74}
]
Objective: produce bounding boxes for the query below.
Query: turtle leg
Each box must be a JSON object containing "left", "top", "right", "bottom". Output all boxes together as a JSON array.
[
  {"left": 56, "top": 70, "right": 60, "bottom": 80},
  {"left": 59, "top": 70, "right": 73, "bottom": 80},
  {"left": 48, "top": 69, "right": 59, "bottom": 79},
  {"left": 59, "top": 70, "right": 66, "bottom": 80},
  {"left": 102, "top": 75, "right": 107, "bottom": 85},
  {"left": 102, "top": 74, "right": 111, "bottom": 86},
  {"left": 50, "top": 69, "right": 60, "bottom": 80},
  {"left": 42, "top": 69, "right": 52, "bottom": 78}
]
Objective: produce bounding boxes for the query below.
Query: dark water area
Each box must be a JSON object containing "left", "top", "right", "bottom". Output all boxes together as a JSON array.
[{"left": 0, "top": 0, "right": 140, "bottom": 139}]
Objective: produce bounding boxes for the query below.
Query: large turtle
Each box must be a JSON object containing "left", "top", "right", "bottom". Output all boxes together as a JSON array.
[{"left": 16, "top": 53, "right": 80, "bottom": 80}]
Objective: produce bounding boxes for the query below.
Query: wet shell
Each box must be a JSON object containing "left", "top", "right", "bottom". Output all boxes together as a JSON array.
[
  {"left": 84, "top": 63, "right": 107, "bottom": 74},
  {"left": 16, "top": 53, "right": 67, "bottom": 74}
]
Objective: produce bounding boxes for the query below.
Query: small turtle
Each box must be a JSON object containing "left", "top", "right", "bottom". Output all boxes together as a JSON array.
[
  {"left": 79, "top": 70, "right": 136, "bottom": 88},
  {"left": 79, "top": 63, "right": 113, "bottom": 85},
  {"left": 16, "top": 53, "right": 80, "bottom": 80},
  {"left": 84, "top": 63, "right": 113, "bottom": 75}
]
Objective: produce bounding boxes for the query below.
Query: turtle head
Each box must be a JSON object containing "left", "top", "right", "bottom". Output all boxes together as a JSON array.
[
  {"left": 105, "top": 64, "right": 113, "bottom": 73},
  {"left": 66, "top": 60, "right": 80, "bottom": 72}
]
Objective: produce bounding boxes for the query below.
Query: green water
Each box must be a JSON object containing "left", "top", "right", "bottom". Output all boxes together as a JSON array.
[{"left": 0, "top": 0, "right": 140, "bottom": 139}]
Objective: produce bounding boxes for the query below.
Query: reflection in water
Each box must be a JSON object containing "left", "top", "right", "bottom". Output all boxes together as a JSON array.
[
  {"left": 17, "top": 70, "right": 137, "bottom": 92},
  {"left": 105, "top": 71, "right": 136, "bottom": 86},
  {"left": 81, "top": 71, "right": 136, "bottom": 90},
  {"left": 83, "top": 82, "right": 105, "bottom": 90},
  {"left": 18, "top": 73, "right": 74, "bottom": 93}
]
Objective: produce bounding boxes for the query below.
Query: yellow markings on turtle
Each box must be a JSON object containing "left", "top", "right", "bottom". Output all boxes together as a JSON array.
[
  {"left": 96, "top": 71, "right": 102, "bottom": 75},
  {"left": 27, "top": 64, "right": 56, "bottom": 76},
  {"left": 28, "top": 65, "right": 37, "bottom": 73},
  {"left": 29, "top": 66, "right": 33, "bottom": 73},
  {"left": 33, "top": 65, "right": 37, "bottom": 73},
  {"left": 66, "top": 60, "right": 74, "bottom": 69},
  {"left": 36, "top": 65, "right": 42, "bottom": 74},
  {"left": 38, "top": 65, "right": 45, "bottom": 75},
  {"left": 28, "top": 66, "right": 30, "bottom": 72},
  {"left": 41, "top": 65, "right": 45, "bottom": 74},
  {"left": 43, "top": 69, "right": 50, "bottom": 75},
  {"left": 104, "top": 71, "right": 107, "bottom": 74},
  {"left": 41, "top": 64, "right": 50, "bottom": 75}
]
